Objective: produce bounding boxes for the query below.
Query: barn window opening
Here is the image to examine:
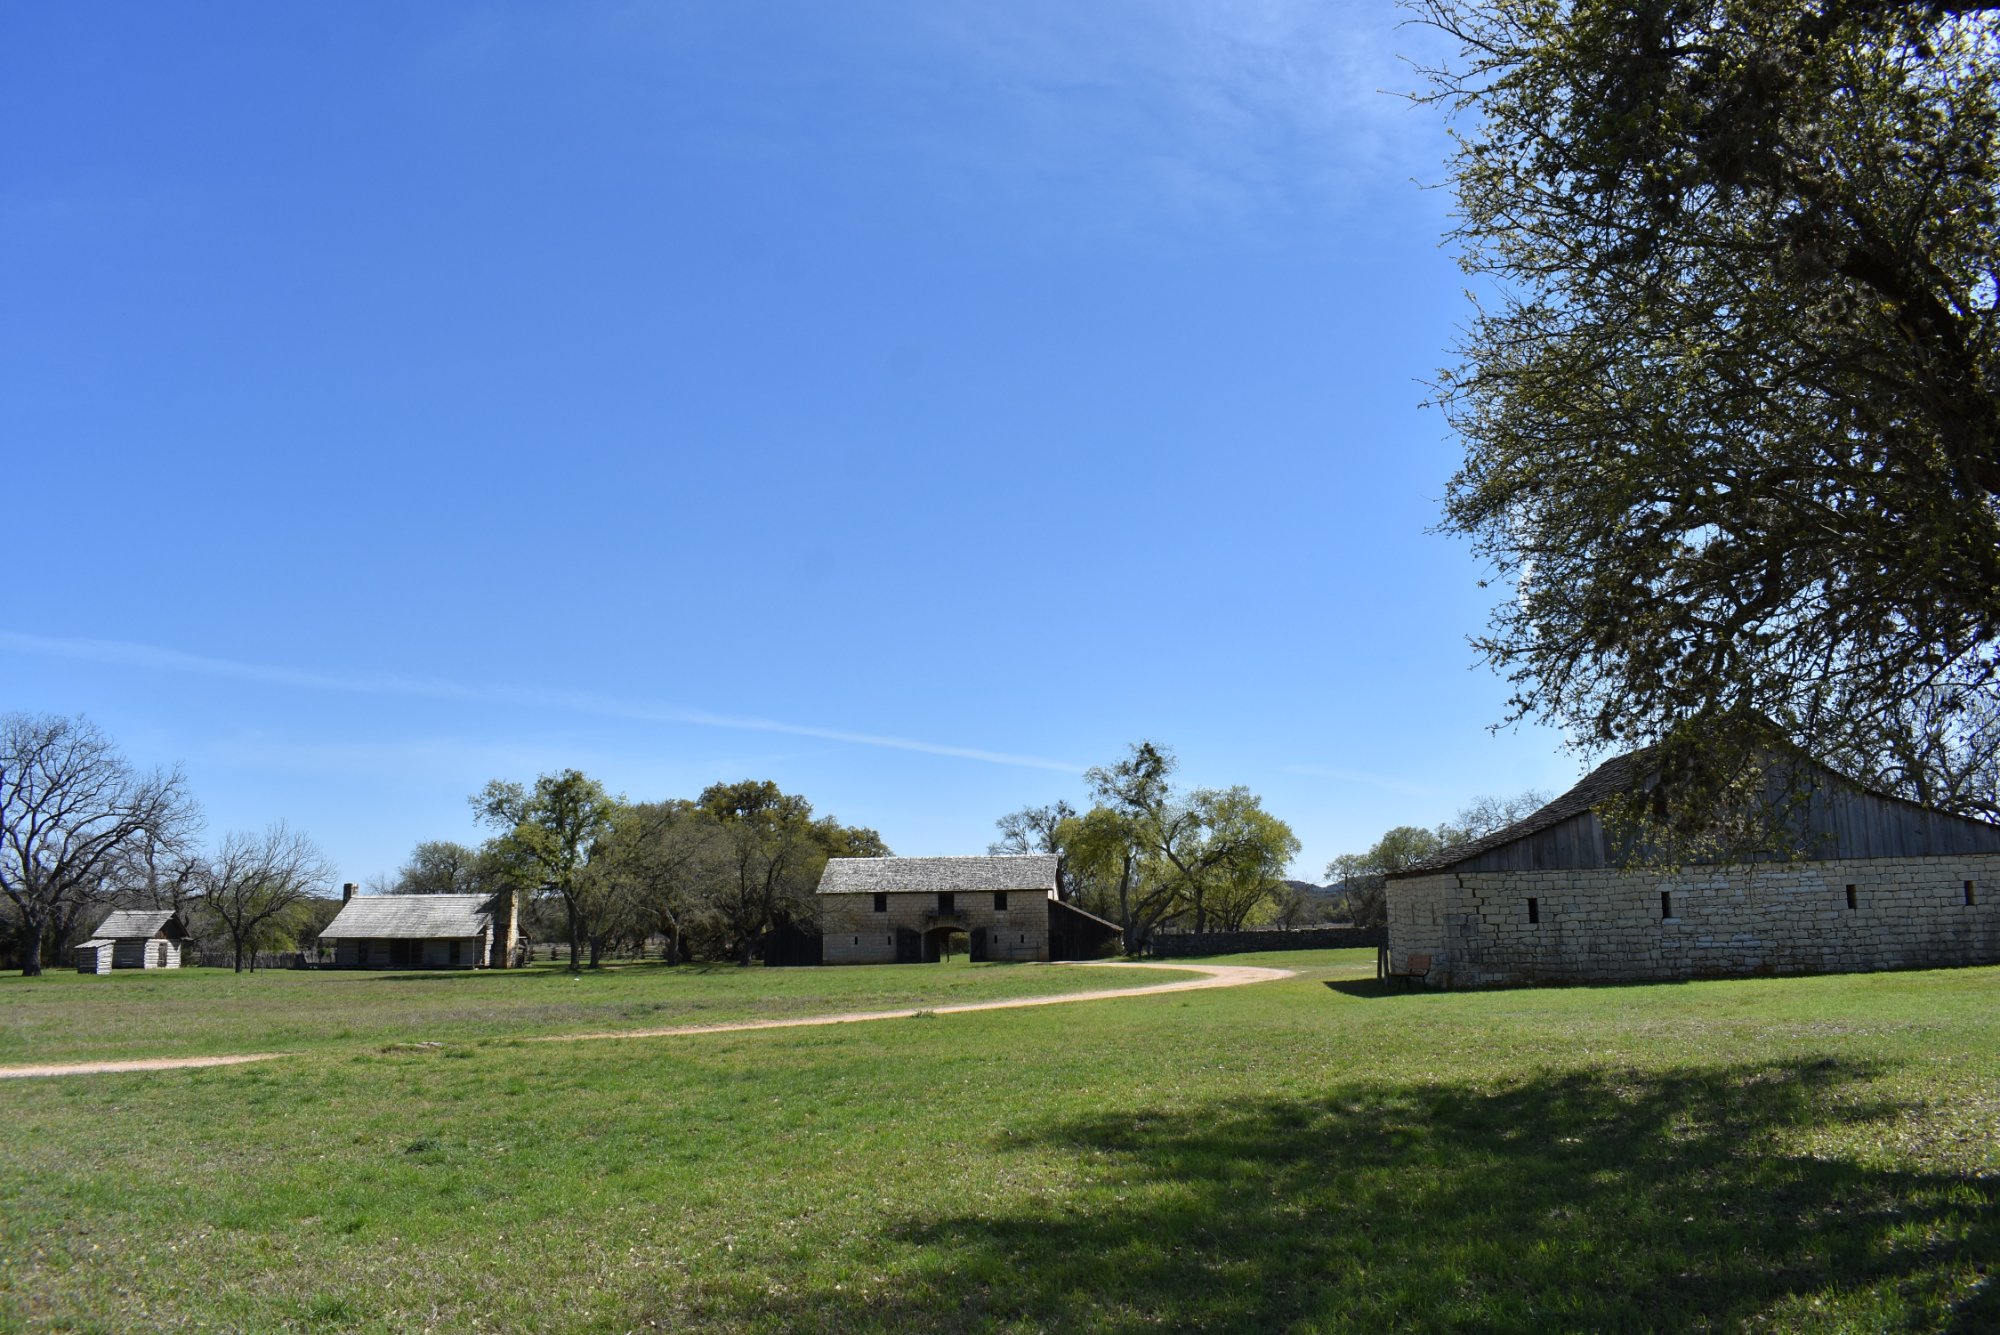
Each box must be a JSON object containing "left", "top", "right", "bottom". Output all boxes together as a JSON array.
[
  {"left": 853, "top": 936, "right": 859, "bottom": 946},
  {"left": 1846, "top": 884, "right": 1858, "bottom": 910},
  {"left": 993, "top": 891, "right": 1008, "bottom": 911},
  {"left": 1660, "top": 891, "right": 1674, "bottom": 919},
  {"left": 1527, "top": 897, "right": 1539, "bottom": 924},
  {"left": 872, "top": 893, "right": 887, "bottom": 913},
  {"left": 1967, "top": 881, "right": 1978, "bottom": 906},
  {"left": 938, "top": 892, "right": 955, "bottom": 914},
  {"left": 448, "top": 940, "right": 462, "bottom": 966}
]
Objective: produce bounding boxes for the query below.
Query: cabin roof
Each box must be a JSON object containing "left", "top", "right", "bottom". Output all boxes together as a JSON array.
[
  {"left": 89, "top": 909, "right": 184, "bottom": 941},
  {"left": 818, "top": 855, "right": 1059, "bottom": 895},
  {"left": 320, "top": 894, "right": 497, "bottom": 939}
]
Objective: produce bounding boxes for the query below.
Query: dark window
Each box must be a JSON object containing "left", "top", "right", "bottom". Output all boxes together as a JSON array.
[
  {"left": 872, "top": 893, "right": 887, "bottom": 913},
  {"left": 1526, "top": 897, "right": 1539, "bottom": 924},
  {"left": 448, "top": 940, "right": 462, "bottom": 966},
  {"left": 938, "top": 892, "right": 955, "bottom": 914},
  {"left": 1661, "top": 891, "right": 1674, "bottom": 919},
  {"left": 356, "top": 940, "right": 369, "bottom": 966},
  {"left": 1967, "top": 880, "right": 1978, "bottom": 906},
  {"left": 1846, "top": 884, "right": 1858, "bottom": 910},
  {"left": 994, "top": 891, "right": 1008, "bottom": 911},
  {"left": 853, "top": 936, "right": 859, "bottom": 946}
]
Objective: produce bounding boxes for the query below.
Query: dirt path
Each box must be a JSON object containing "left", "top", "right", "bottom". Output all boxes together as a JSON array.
[
  {"left": 0, "top": 960, "right": 1293, "bottom": 1080},
  {"left": 528, "top": 960, "right": 1296, "bottom": 1043},
  {"left": 0, "top": 1052, "right": 286, "bottom": 1080}
]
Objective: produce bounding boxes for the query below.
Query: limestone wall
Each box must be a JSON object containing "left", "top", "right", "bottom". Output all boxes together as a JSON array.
[
  {"left": 821, "top": 891, "right": 1052, "bottom": 964},
  {"left": 1389, "top": 855, "right": 2000, "bottom": 987}
]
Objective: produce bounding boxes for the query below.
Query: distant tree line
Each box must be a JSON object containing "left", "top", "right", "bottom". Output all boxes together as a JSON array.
[
  {"left": 988, "top": 741, "right": 1302, "bottom": 954},
  {"left": 0, "top": 712, "right": 336, "bottom": 975},
  {"left": 1323, "top": 790, "right": 1553, "bottom": 929},
  {"left": 380, "top": 771, "right": 886, "bottom": 971}
]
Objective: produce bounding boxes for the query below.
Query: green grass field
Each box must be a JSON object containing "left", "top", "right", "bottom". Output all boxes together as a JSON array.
[{"left": 3, "top": 949, "right": 1995, "bottom": 1332}]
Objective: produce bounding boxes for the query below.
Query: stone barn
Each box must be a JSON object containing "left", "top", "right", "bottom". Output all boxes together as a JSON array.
[
  {"left": 74, "top": 909, "right": 190, "bottom": 974},
  {"left": 818, "top": 855, "right": 1121, "bottom": 964},
  {"left": 1386, "top": 750, "right": 2000, "bottom": 988},
  {"left": 317, "top": 885, "right": 518, "bottom": 968}
]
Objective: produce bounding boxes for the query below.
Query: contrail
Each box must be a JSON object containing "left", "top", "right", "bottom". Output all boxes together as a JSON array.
[{"left": 0, "top": 632, "right": 1081, "bottom": 773}]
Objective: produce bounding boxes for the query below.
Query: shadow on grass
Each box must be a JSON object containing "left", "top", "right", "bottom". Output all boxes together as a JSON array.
[
  {"left": 667, "top": 1059, "right": 1997, "bottom": 1332},
  {"left": 1323, "top": 979, "right": 1403, "bottom": 999}
]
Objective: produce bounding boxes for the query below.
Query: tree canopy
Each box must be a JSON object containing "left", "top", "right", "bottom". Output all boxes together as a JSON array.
[
  {"left": 1417, "top": 0, "right": 2000, "bottom": 822},
  {"left": 1050, "top": 742, "right": 1300, "bottom": 951}
]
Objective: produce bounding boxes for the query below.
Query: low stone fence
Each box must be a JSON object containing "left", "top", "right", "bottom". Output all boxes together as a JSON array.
[{"left": 1147, "top": 926, "right": 1385, "bottom": 958}]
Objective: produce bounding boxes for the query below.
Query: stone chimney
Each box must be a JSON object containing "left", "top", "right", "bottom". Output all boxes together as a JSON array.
[
  {"left": 493, "top": 886, "right": 519, "bottom": 968},
  {"left": 342, "top": 882, "right": 358, "bottom": 903}
]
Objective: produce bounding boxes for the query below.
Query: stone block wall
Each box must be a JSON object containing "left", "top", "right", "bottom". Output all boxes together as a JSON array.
[
  {"left": 1389, "top": 854, "right": 2000, "bottom": 987},
  {"left": 821, "top": 891, "right": 1054, "bottom": 964}
]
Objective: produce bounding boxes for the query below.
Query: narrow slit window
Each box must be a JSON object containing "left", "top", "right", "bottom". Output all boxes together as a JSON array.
[
  {"left": 1661, "top": 890, "right": 1674, "bottom": 919},
  {"left": 1526, "top": 897, "right": 1539, "bottom": 924},
  {"left": 1846, "top": 884, "right": 1857, "bottom": 910},
  {"left": 1966, "top": 880, "right": 1978, "bottom": 906}
]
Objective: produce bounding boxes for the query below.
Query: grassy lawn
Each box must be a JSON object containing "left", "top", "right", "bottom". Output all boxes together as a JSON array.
[
  {"left": 0, "top": 958, "right": 1176, "bottom": 1064},
  {"left": 3, "top": 948, "right": 1996, "bottom": 1332}
]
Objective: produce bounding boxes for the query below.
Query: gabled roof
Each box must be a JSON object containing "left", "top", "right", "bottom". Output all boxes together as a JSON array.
[
  {"left": 90, "top": 909, "right": 185, "bottom": 941},
  {"left": 818, "top": 855, "right": 1059, "bottom": 895},
  {"left": 1389, "top": 752, "right": 1641, "bottom": 880},
  {"left": 320, "top": 894, "right": 498, "bottom": 940},
  {"left": 1387, "top": 744, "right": 2000, "bottom": 878}
]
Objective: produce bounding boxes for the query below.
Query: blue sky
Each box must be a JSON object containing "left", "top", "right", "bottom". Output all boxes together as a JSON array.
[{"left": 3, "top": 1, "right": 1581, "bottom": 885}]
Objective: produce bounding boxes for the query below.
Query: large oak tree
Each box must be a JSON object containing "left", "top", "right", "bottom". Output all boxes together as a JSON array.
[{"left": 1417, "top": 0, "right": 2000, "bottom": 822}]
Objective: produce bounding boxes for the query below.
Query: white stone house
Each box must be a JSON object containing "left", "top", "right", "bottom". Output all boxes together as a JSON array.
[
  {"left": 1386, "top": 750, "right": 2000, "bottom": 988},
  {"left": 74, "top": 909, "right": 190, "bottom": 974},
  {"left": 317, "top": 887, "right": 518, "bottom": 969},
  {"left": 818, "top": 855, "right": 1120, "bottom": 964}
]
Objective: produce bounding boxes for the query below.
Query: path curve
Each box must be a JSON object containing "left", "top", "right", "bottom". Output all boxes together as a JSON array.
[
  {"left": 527, "top": 960, "right": 1295, "bottom": 1044},
  {"left": 0, "top": 960, "right": 1293, "bottom": 1079}
]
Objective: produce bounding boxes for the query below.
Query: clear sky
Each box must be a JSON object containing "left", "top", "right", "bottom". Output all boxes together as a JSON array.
[{"left": 3, "top": 0, "right": 1583, "bottom": 886}]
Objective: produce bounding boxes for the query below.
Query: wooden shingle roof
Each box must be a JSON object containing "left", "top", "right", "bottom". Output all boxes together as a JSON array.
[
  {"left": 89, "top": 909, "right": 184, "bottom": 941},
  {"left": 320, "top": 894, "right": 498, "bottom": 939},
  {"left": 818, "top": 855, "right": 1059, "bottom": 895}
]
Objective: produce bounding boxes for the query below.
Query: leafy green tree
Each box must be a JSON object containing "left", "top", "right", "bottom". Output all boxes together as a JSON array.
[
  {"left": 1415, "top": 0, "right": 2000, "bottom": 823},
  {"left": 1326, "top": 826, "right": 1443, "bottom": 930},
  {"left": 587, "top": 799, "right": 724, "bottom": 964},
  {"left": 1066, "top": 743, "right": 1301, "bottom": 950},
  {"left": 473, "top": 770, "right": 622, "bottom": 972},
  {"left": 694, "top": 781, "right": 885, "bottom": 965},
  {"left": 392, "top": 839, "right": 489, "bottom": 896}
]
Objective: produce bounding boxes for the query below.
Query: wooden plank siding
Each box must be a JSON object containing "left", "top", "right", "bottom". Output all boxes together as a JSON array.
[{"left": 1448, "top": 778, "right": 2000, "bottom": 875}]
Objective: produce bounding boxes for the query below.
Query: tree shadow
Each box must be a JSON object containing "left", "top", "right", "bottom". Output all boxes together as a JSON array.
[{"left": 660, "top": 1059, "right": 1996, "bottom": 1331}]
